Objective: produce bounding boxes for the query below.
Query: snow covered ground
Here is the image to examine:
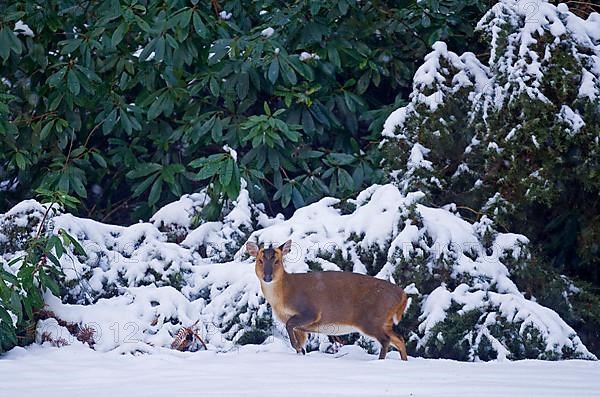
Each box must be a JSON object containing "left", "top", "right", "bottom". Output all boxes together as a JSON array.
[{"left": 1, "top": 342, "right": 598, "bottom": 397}]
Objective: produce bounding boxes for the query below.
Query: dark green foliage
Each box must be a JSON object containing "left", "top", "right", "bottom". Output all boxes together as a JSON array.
[
  {"left": 383, "top": 13, "right": 600, "bottom": 288},
  {"left": 236, "top": 329, "right": 269, "bottom": 345},
  {"left": 511, "top": 255, "right": 600, "bottom": 358},
  {"left": 487, "top": 319, "right": 547, "bottom": 360},
  {"left": 382, "top": 2, "right": 600, "bottom": 355},
  {"left": 418, "top": 306, "right": 481, "bottom": 361},
  {"left": 475, "top": 334, "right": 497, "bottom": 361},
  {"left": 235, "top": 309, "right": 273, "bottom": 345},
  {"left": 354, "top": 238, "right": 389, "bottom": 275},
  {"left": 306, "top": 260, "right": 323, "bottom": 272},
  {"left": 393, "top": 252, "right": 436, "bottom": 295},
  {"left": 0, "top": 190, "right": 86, "bottom": 353},
  {"left": 315, "top": 247, "right": 354, "bottom": 273},
  {"left": 0, "top": 0, "right": 490, "bottom": 223}
]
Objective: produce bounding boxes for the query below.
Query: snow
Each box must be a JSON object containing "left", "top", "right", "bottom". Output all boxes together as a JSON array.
[
  {"left": 299, "top": 52, "right": 320, "bottom": 61},
  {"left": 222, "top": 144, "right": 238, "bottom": 161},
  {"left": 419, "top": 286, "right": 452, "bottom": 335},
  {"left": 410, "top": 42, "right": 491, "bottom": 112},
  {"left": 477, "top": 0, "right": 600, "bottom": 104},
  {"left": 261, "top": 27, "right": 275, "bottom": 38},
  {"left": 381, "top": 41, "right": 491, "bottom": 139},
  {"left": 558, "top": 105, "right": 585, "bottom": 134},
  {"left": 132, "top": 48, "right": 155, "bottom": 61},
  {"left": 150, "top": 192, "right": 209, "bottom": 230},
  {"left": 381, "top": 106, "right": 408, "bottom": 137},
  {"left": 1, "top": 344, "right": 599, "bottom": 397},
  {"left": 219, "top": 11, "right": 232, "bottom": 20},
  {"left": 14, "top": 20, "right": 34, "bottom": 37},
  {"left": 579, "top": 69, "right": 598, "bottom": 101},
  {"left": 406, "top": 143, "right": 433, "bottom": 171}
]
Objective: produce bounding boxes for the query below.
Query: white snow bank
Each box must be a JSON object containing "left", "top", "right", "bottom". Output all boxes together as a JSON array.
[{"left": 1, "top": 344, "right": 599, "bottom": 397}]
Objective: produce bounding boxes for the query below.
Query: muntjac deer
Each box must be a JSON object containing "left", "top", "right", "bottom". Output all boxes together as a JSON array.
[{"left": 246, "top": 240, "right": 408, "bottom": 360}]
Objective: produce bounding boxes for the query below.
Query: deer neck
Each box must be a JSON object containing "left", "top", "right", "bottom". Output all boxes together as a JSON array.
[{"left": 259, "top": 272, "right": 288, "bottom": 305}]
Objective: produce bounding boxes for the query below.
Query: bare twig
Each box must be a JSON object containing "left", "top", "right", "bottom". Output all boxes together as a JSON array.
[
  {"left": 100, "top": 197, "right": 131, "bottom": 223},
  {"left": 211, "top": 0, "right": 221, "bottom": 16}
]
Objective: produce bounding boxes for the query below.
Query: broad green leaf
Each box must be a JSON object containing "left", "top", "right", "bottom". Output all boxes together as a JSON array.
[
  {"left": 48, "top": 235, "right": 63, "bottom": 257},
  {"left": 14, "top": 152, "right": 27, "bottom": 170},
  {"left": 327, "top": 46, "right": 341, "bottom": 69},
  {"left": 268, "top": 58, "right": 279, "bottom": 84},
  {"left": 280, "top": 183, "right": 293, "bottom": 207},
  {"left": 219, "top": 159, "right": 234, "bottom": 186},
  {"left": 291, "top": 187, "right": 305, "bottom": 208},
  {"left": 70, "top": 173, "right": 87, "bottom": 198},
  {"left": 132, "top": 173, "right": 159, "bottom": 197},
  {"left": 40, "top": 120, "right": 56, "bottom": 140},
  {"left": 126, "top": 163, "right": 162, "bottom": 179},
  {"left": 62, "top": 230, "right": 86, "bottom": 256},
  {"left": 147, "top": 95, "right": 164, "bottom": 120},
  {"left": 6, "top": 28, "right": 22, "bottom": 55},
  {"left": 47, "top": 68, "right": 67, "bottom": 87},
  {"left": 138, "top": 37, "right": 157, "bottom": 61},
  {"left": 148, "top": 177, "right": 163, "bottom": 206},
  {"left": 327, "top": 152, "right": 355, "bottom": 166},
  {"left": 155, "top": 36, "right": 166, "bottom": 60},
  {"left": 337, "top": 168, "right": 354, "bottom": 190},
  {"left": 0, "top": 306, "right": 16, "bottom": 336},
  {"left": 237, "top": 72, "right": 249, "bottom": 100},
  {"left": 39, "top": 270, "right": 60, "bottom": 296},
  {"left": 193, "top": 12, "right": 206, "bottom": 37},
  {"left": 112, "top": 22, "right": 127, "bottom": 46},
  {"left": 0, "top": 268, "right": 18, "bottom": 285},
  {"left": 299, "top": 150, "right": 324, "bottom": 159},
  {"left": 46, "top": 251, "right": 61, "bottom": 268},
  {"left": 280, "top": 58, "right": 297, "bottom": 85},
  {"left": 0, "top": 29, "right": 10, "bottom": 60},
  {"left": 91, "top": 152, "right": 107, "bottom": 168},
  {"left": 61, "top": 39, "right": 82, "bottom": 54},
  {"left": 211, "top": 118, "right": 223, "bottom": 142},
  {"left": 356, "top": 71, "right": 371, "bottom": 94},
  {"left": 67, "top": 70, "right": 80, "bottom": 95},
  {"left": 193, "top": 161, "right": 219, "bottom": 180}
]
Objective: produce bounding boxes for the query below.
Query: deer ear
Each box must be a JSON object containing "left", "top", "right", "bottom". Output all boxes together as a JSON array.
[
  {"left": 246, "top": 242, "right": 260, "bottom": 257},
  {"left": 279, "top": 239, "right": 292, "bottom": 255}
]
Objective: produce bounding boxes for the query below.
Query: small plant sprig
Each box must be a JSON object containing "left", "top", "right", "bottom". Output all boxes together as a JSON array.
[{"left": 0, "top": 189, "right": 86, "bottom": 353}]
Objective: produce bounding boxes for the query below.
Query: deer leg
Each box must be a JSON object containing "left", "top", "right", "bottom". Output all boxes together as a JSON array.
[
  {"left": 389, "top": 333, "right": 408, "bottom": 361},
  {"left": 377, "top": 334, "right": 391, "bottom": 360},
  {"left": 294, "top": 330, "right": 308, "bottom": 353},
  {"left": 286, "top": 313, "right": 317, "bottom": 354}
]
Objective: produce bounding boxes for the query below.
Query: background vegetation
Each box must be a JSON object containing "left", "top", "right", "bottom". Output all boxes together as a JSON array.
[
  {"left": 1, "top": 0, "right": 599, "bottom": 356},
  {"left": 382, "top": 0, "right": 600, "bottom": 353},
  {"left": 0, "top": 0, "right": 491, "bottom": 223}
]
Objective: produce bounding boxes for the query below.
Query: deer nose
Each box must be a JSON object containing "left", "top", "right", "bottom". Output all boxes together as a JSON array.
[{"left": 263, "top": 274, "right": 272, "bottom": 282}]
